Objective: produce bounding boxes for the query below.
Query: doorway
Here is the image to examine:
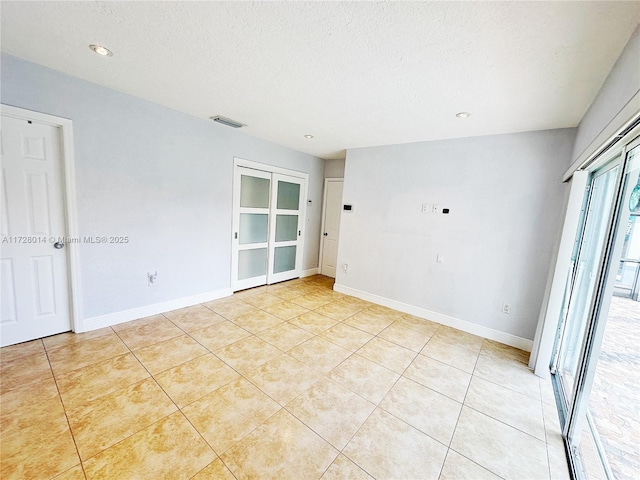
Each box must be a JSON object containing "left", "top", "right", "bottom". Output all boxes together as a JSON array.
[
  {"left": 551, "top": 138, "right": 640, "bottom": 478},
  {"left": 1, "top": 105, "right": 79, "bottom": 347},
  {"left": 319, "top": 178, "right": 343, "bottom": 278},
  {"left": 231, "top": 160, "right": 308, "bottom": 291}
]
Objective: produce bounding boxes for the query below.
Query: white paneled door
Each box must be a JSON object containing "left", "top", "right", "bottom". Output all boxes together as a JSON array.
[
  {"left": 1, "top": 114, "right": 71, "bottom": 346},
  {"left": 232, "top": 165, "right": 307, "bottom": 291},
  {"left": 320, "top": 179, "right": 343, "bottom": 278}
]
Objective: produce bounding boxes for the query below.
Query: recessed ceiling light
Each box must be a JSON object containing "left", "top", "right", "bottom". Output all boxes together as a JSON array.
[
  {"left": 304, "top": 134, "right": 314, "bottom": 139},
  {"left": 456, "top": 112, "right": 471, "bottom": 119},
  {"left": 89, "top": 44, "right": 113, "bottom": 57}
]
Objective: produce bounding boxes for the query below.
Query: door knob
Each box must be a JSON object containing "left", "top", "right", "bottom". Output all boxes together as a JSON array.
[
  {"left": 53, "top": 242, "right": 64, "bottom": 249},
  {"left": 323, "top": 232, "right": 328, "bottom": 236}
]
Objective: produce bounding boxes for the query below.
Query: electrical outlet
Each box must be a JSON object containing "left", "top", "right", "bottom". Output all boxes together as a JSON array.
[
  {"left": 432, "top": 204, "right": 440, "bottom": 214},
  {"left": 502, "top": 303, "right": 511, "bottom": 314},
  {"left": 148, "top": 271, "right": 158, "bottom": 286},
  {"left": 421, "top": 203, "right": 429, "bottom": 213}
]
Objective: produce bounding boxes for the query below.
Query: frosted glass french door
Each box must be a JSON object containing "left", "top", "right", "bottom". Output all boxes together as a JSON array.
[
  {"left": 232, "top": 167, "right": 271, "bottom": 290},
  {"left": 268, "top": 174, "right": 304, "bottom": 284},
  {"left": 232, "top": 167, "right": 305, "bottom": 290}
]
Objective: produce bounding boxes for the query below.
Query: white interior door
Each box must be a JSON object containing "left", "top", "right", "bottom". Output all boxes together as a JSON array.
[
  {"left": 232, "top": 167, "right": 272, "bottom": 291},
  {"left": 268, "top": 173, "right": 305, "bottom": 284},
  {"left": 320, "top": 179, "right": 343, "bottom": 278},
  {"left": 1, "top": 114, "right": 71, "bottom": 347}
]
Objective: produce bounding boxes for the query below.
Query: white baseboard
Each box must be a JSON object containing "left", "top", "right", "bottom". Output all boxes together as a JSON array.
[
  {"left": 79, "top": 288, "right": 233, "bottom": 333},
  {"left": 301, "top": 268, "right": 319, "bottom": 278},
  {"left": 333, "top": 283, "right": 534, "bottom": 352}
]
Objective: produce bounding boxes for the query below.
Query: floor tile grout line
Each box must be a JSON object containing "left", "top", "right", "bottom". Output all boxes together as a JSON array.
[
  {"left": 5, "top": 276, "right": 551, "bottom": 479},
  {"left": 470, "top": 366, "right": 544, "bottom": 404},
  {"left": 539, "top": 380, "right": 556, "bottom": 480},
  {"left": 445, "top": 447, "right": 509, "bottom": 480},
  {"left": 355, "top": 324, "right": 463, "bottom": 471},
  {"left": 41, "top": 341, "right": 88, "bottom": 480},
  {"left": 161, "top": 326, "right": 290, "bottom": 465},
  {"left": 107, "top": 328, "right": 186, "bottom": 434},
  {"left": 446, "top": 343, "right": 482, "bottom": 450},
  {"left": 0, "top": 337, "right": 45, "bottom": 365},
  {"left": 459, "top": 375, "right": 548, "bottom": 440},
  {"left": 2, "top": 277, "right": 327, "bottom": 477},
  {"left": 132, "top": 299, "right": 388, "bottom": 464},
  {"left": 458, "top": 399, "right": 549, "bottom": 442},
  {"left": 226, "top": 280, "right": 509, "bottom": 476},
  {"left": 437, "top": 343, "right": 487, "bottom": 479},
  {"left": 0, "top": 341, "right": 50, "bottom": 395},
  {"left": 298, "top": 316, "right": 452, "bottom": 479},
  {"left": 87, "top": 326, "right": 224, "bottom": 471}
]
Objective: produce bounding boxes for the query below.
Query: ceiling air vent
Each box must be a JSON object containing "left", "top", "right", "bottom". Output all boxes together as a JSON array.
[{"left": 210, "top": 116, "right": 245, "bottom": 128}]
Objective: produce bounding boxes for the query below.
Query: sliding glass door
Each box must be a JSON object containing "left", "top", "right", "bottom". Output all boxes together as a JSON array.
[
  {"left": 233, "top": 167, "right": 272, "bottom": 290},
  {"left": 231, "top": 165, "right": 307, "bottom": 291},
  {"left": 553, "top": 160, "right": 622, "bottom": 405},
  {"left": 268, "top": 173, "right": 304, "bottom": 284},
  {"left": 551, "top": 140, "right": 640, "bottom": 479}
]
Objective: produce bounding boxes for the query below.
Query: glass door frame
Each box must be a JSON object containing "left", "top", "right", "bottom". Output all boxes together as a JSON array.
[{"left": 550, "top": 135, "right": 640, "bottom": 479}]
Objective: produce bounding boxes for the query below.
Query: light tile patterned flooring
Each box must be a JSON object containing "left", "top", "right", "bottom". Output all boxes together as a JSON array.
[{"left": 1, "top": 275, "right": 570, "bottom": 479}]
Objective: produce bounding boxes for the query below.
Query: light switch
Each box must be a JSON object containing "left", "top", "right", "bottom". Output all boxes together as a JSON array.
[{"left": 436, "top": 254, "right": 444, "bottom": 263}]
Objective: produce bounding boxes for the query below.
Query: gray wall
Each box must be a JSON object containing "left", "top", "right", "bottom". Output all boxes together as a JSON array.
[
  {"left": 572, "top": 25, "right": 640, "bottom": 162},
  {"left": 336, "top": 128, "right": 575, "bottom": 340},
  {"left": 1, "top": 54, "right": 324, "bottom": 319},
  {"left": 324, "top": 158, "right": 345, "bottom": 178}
]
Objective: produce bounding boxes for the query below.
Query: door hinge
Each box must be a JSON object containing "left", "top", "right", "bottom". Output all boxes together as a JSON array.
[
  {"left": 234, "top": 232, "right": 238, "bottom": 239},
  {"left": 298, "top": 230, "right": 301, "bottom": 236}
]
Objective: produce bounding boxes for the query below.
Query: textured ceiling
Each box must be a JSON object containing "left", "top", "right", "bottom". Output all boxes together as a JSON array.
[{"left": 1, "top": 1, "right": 639, "bottom": 159}]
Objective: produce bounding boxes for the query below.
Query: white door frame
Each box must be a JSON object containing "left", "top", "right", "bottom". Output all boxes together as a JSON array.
[
  {"left": 319, "top": 177, "right": 343, "bottom": 277},
  {"left": 1, "top": 104, "right": 83, "bottom": 333},
  {"left": 234, "top": 157, "right": 310, "bottom": 181},
  {"left": 232, "top": 157, "right": 309, "bottom": 290}
]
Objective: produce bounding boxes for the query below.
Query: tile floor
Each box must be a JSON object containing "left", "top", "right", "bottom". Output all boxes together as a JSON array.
[{"left": 1, "top": 275, "right": 571, "bottom": 480}]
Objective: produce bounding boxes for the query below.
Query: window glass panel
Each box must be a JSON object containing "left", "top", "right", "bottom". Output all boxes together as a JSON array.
[
  {"left": 239, "top": 214, "right": 268, "bottom": 244},
  {"left": 275, "top": 215, "right": 298, "bottom": 242},
  {"left": 274, "top": 246, "right": 296, "bottom": 273},
  {"left": 240, "top": 175, "right": 270, "bottom": 208},
  {"left": 277, "top": 181, "right": 300, "bottom": 210},
  {"left": 238, "top": 248, "right": 267, "bottom": 280}
]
